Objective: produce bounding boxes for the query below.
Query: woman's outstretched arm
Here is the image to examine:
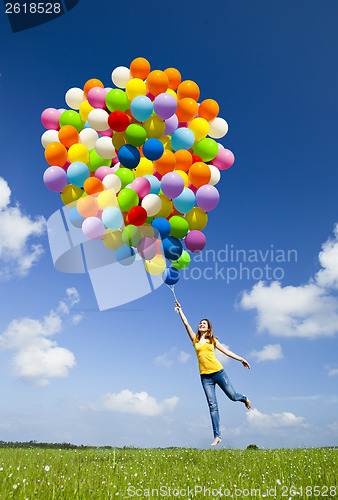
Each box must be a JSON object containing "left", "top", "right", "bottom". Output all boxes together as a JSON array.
[
  {"left": 175, "top": 301, "right": 195, "bottom": 342},
  {"left": 215, "top": 340, "right": 251, "bottom": 369}
]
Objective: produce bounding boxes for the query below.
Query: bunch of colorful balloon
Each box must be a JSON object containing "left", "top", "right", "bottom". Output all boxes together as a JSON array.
[{"left": 41, "top": 57, "right": 234, "bottom": 285}]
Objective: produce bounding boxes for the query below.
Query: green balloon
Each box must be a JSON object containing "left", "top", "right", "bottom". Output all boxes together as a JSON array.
[
  {"left": 169, "top": 215, "right": 189, "bottom": 239},
  {"left": 172, "top": 250, "right": 191, "bottom": 270},
  {"left": 146, "top": 216, "right": 154, "bottom": 224},
  {"left": 59, "top": 110, "right": 83, "bottom": 132},
  {"left": 193, "top": 138, "right": 218, "bottom": 162},
  {"left": 117, "top": 188, "right": 139, "bottom": 212},
  {"left": 125, "top": 124, "right": 147, "bottom": 148},
  {"left": 89, "top": 150, "right": 111, "bottom": 172},
  {"left": 106, "top": 89, "right": 129, "bottom": 113},
  {"left": 122, "top": 224, "right": 141, "bottom": 247},
  {"left": 114, "top": 168, "right": 135, "bottom": 189}
]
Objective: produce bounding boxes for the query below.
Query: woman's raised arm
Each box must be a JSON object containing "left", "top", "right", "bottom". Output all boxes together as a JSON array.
[{"left": 175, "top": 301, "right": 195, "bottom": 342}]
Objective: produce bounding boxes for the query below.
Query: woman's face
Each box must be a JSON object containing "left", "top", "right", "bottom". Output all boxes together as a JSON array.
[{"left": 199, "top": 320, "right": 209, "bottom": 333}]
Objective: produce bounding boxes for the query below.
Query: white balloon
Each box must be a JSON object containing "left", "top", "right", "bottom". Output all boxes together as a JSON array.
[
  {"left": 142, "top": 194, "right": 162, "bottom": 216},
  {"left": 41, "top": 130, "right": 59, "bottom": 148},
  {"left": 95, "top": 137, "right": 117, "bottom": 159},
  {"left": 208, "top": 164, "right": 221, "bottom": 186},
  {"left": 208, "top": 117, "right": 228, "bottom": 139},
  {"left": 65, "top": 87, "right": 85, "bottom": 110},
  {"left": 87, "top": 109, "right": 109, "bottom": 132},
  {"left": 103, "top": 174, "right": 122, "bottom": 192},
  {"left": 111, "top": 66, "right": 132, "bottom": 89},
  {"left": 78, "top": 128, "right": 99, "bottom": 150}
]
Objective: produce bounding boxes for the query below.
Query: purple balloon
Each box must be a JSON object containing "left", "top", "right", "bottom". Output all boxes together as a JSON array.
[
  {"left": 43, "top": 166, "right": 68, "bottom": 192},
  {"left": 137, "top": 237, "right": 158, "bottom": 260},
  {"left": 161, "top": 172, "right": 185, "bottom": 199},
  {"left": 211, "top": 148, "right": 235, "bottom": 170},
  {"left": 185, "top": 230, "right": 206, "bottom": 253},
  {"left": 131, "top": 177, "right": 151, "bottom": 198},
  {"left": 82, "top": 217, "right": 105, "bottom": 240},
  {"left": 195, "top": 185, "right": 220, "bottom": 211},
  {"left": 153, "top": 93, "right": 177, "bottom": 120},
  {"left": 164, "top": 114, "right": 178, "bottom": 135}
]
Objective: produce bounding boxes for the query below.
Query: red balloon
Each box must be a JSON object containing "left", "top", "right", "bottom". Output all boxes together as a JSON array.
[
  {"left": 192, "top": 154, "right": 203, "bottom": 163},
  {"left": 108, "top": 111, "right": 130, "bottom": 132},
  {"left": 128, "top": 206, "right": 147, "bottom": 226}
]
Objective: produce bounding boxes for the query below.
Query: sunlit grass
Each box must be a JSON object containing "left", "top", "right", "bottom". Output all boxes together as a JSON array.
[{"left": 0, "top": 447, "right": 336, "bottom": 498}]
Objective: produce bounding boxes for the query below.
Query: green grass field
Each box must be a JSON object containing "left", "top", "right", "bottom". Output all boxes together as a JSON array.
[{"left": 0, "top": 447, "right": 336, "bottom": 499}]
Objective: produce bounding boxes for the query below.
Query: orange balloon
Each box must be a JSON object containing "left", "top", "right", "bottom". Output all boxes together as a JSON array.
[
  {"left": 188, "top": 162, "right": 211, "bottom": 188},
  {"left": 198, "top": 99, "right": 220, "bottom": 122},
  {"left": 77, "top": 196, "right": 98, "bottom": 218},
  {"left": 175, "top": 98, "right": 199, "bottom": 123},
  {"left": 174, "top": 150, "right": 193, "bottom": 172},
  {"left": 164, "top": 68, "right": 181, "bottom": 90},
  {"left": 130, "top": 57, "right": 151, "bottom": 80},
  {"left": 58, "top": 125, "right": 79, "bottom": 149},
  {"left": 177, "top": 80, "right": 200, "bottom": 101},
  {"left": 153, "top": 149, "right": 176, "bottom": 176},
  {"left": 45, "top": 142, "right": 68, "bottom": 167},
  {"left": 83, "top": 177, "right": 104, "bottom": 196},
  {"left": 125, "top": 109, "right": 138, "bottom": 125},
  {"left": 146, "top": 70, "right": 169, "bottom": 97},
  {"left": 84, "top": 79, "right": 104, "bottom": 98}
]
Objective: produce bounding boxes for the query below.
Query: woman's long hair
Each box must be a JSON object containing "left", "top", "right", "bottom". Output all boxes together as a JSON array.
[{"left": 196, "top": 319, "right": 217, "bottom": 346}]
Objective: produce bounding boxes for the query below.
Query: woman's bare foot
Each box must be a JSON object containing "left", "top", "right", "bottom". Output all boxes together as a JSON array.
[
  {"left": 211, "top": 436, "right": 221, "bottom": 447},
  {"left": 245, "top": 397, "right": 251, "bottom": 409}
]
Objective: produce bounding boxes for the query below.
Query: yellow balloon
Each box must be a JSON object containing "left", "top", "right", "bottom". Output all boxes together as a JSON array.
[
  {"left": 126, "top": 78, "right": 147, "bottom": 100},
  {"left": 188, "top": 117, "right": 210, "bottom": 141},
  {"left": 61, "top": 184, "right": 83, "bottom": 206},
  {"left": 145, "top": 255, "right": 166, "bottom": 275},
  {"left": 97, "top": 190, "right": 118, "bottom": 210},
  {"left": 134, "top": 157, "right": 154, "bottom": 177},
  {"left": 159, "top": 135, "right": 172, "bottom": 150},
  {"left": 68, "top": 143, "right": 89, "bottom": 164},
  {"left": 166, "top": 88, "right": 178, "bottom": 101},
  {"left": 102, "top": 229, "right": 124, "bottom": 250},
  {"left": 175, "top": 169, "right": 189, "bottom": 187},
  {"left": 112, "top": 132, "right": 127, "bottom": 150},
  {"left": 185, "top": 207, "right": 208, "bottom": 231},
  {"left": 143, "top": 116, "right": 165, "bottom": 139},
  {"left": 139, "top": 224, "right": 155, "bottom": 238},
  {"left": 156, "top": 194, "right": 172, "bottom": 218},
  {"left": 79, "top": 100, "right": 94, "bottom": 122}
]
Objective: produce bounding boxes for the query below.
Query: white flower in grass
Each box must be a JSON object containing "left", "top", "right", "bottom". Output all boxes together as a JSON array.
[
  {"left": 44, "top": 465, "right": 50, "bottom": 471},
  {"left": 277, "top": 479, "right": 281, "bottom": 485}
]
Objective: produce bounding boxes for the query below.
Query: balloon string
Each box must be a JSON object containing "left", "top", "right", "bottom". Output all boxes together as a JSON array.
[{"left": 167, "top": 284, "right": 179, "bottom": 311}]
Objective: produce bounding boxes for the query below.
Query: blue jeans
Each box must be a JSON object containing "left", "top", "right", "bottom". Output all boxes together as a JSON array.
[{"left": 200, "top": 369, "right": 247, "bottom": 438}]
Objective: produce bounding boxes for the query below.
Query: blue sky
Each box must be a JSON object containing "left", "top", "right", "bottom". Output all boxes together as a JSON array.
[{"left": 0, "top": 0, "right": 338, "bottom": 449}]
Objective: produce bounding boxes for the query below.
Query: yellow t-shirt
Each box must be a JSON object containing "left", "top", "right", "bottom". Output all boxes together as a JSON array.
[{"left": 193, "top": 334, "right": 223, "bottom": 374}]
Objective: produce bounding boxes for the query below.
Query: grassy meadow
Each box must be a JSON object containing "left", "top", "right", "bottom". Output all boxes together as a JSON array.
[{"left": 0, "top": 445, "right": 336, "bottom": 499}]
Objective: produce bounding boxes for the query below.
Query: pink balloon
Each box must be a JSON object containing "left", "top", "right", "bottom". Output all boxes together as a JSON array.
[
  {"left": 111, "top": 157, "right": 120, "bottom": 165},
  {"left": 212, "top": 149, "right": 235, "bottom": 170},
  {"left": 178, "top": 122, "right": 189, "bottom": 128},
  {"left": 188, "top": 182, "right": 198, "bottom": 194},
  {"left": 95, "top": 166, "right": 113, "bottom": 181},
  {"left": 62, "top": 159, "right": 71, "bottom": 171},
  {"left": 87, "top": 87, "right": 108, "bottom": 109},
  {"left": 154, "top": 170, "right": 162, "bottom": 181},
  {"left": 146, "top": 91, "right": 155, "bottom": 102},
  {"left": 99, "top": 128, "right": 114, "bottom": 137},
  {"left": 185, "top": 230, "right": 206, "bottom": 253},
  {"left": 131, "top": 177, "right": 151, "bottom": 198},
  {"left": 41, "top": 108, "right": 61, "bottom": 130},
  {"left": 82, "top": 217, "right": 105, "bottom": 240}
]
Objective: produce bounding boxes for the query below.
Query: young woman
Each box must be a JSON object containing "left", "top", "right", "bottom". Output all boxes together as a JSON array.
[{"left": 175, "top": 300, "right": 251, "bottom": 447}]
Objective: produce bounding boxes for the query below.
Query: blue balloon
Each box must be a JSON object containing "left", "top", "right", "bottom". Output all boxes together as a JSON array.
[
  {"left": 118, "top": 144, "right": 140, "bottom": 169},
  {"left": 173, "top": 187, "right": 196, "bottom": 214},
  {"left": 162, "top": 267, "right": 180, "bottom": 285},
  {"left": 130, "top": 95, "right": 153, "bottom": 122},
  {"left": 69, "top": 207, "right": 85, "bottom": 228},
  {"left": 116, "top": 245, "right": 136, "bottom": 266},
  {"left": 151, "top": 217, "right": 171, "bottom": 240},
  {"left": 171, "top": 128, "right": 195, "bottom": 151},
  {"left": 144, "top": 174, "right": 161, "bottom": 194},
  {"left": 102, "top": 207, "right": 124, "bottom": 230},
  {"left": 67, "top": 162, "right": 90, "bottom": 187},
  {"left": 142, "top": 138, "right": 164, "bottom": 161},
  {"left": 161, "top": 236, "right": 183, "bottom": 261}
]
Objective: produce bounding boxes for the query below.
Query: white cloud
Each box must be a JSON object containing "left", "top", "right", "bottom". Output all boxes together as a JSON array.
[
  {"left": 239, "top": 224, "right": 338, "bottom": 339},
  {"left": 0, "top": 177, "right": 46, "bottom": 279},
  {"left": 327, "top": 421, "right": 338, "bottom": 432},
  {"left": 324, "top": 364, "right": 338, "bottom": 377},
  {"left": 0, "top": 290, "right": 80, "bottom": 386},
  {"left": 97, "top": 390, "right": 179, "bottom": 416},
  {"left": 250, "top": 344, "right": 283, "bottom": 362},
  {"left": 247, "top": 408, "right": 307, "bottom": 429},
  {"left": 154, "top": 347, "right": 191, "bottom": 368}
]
